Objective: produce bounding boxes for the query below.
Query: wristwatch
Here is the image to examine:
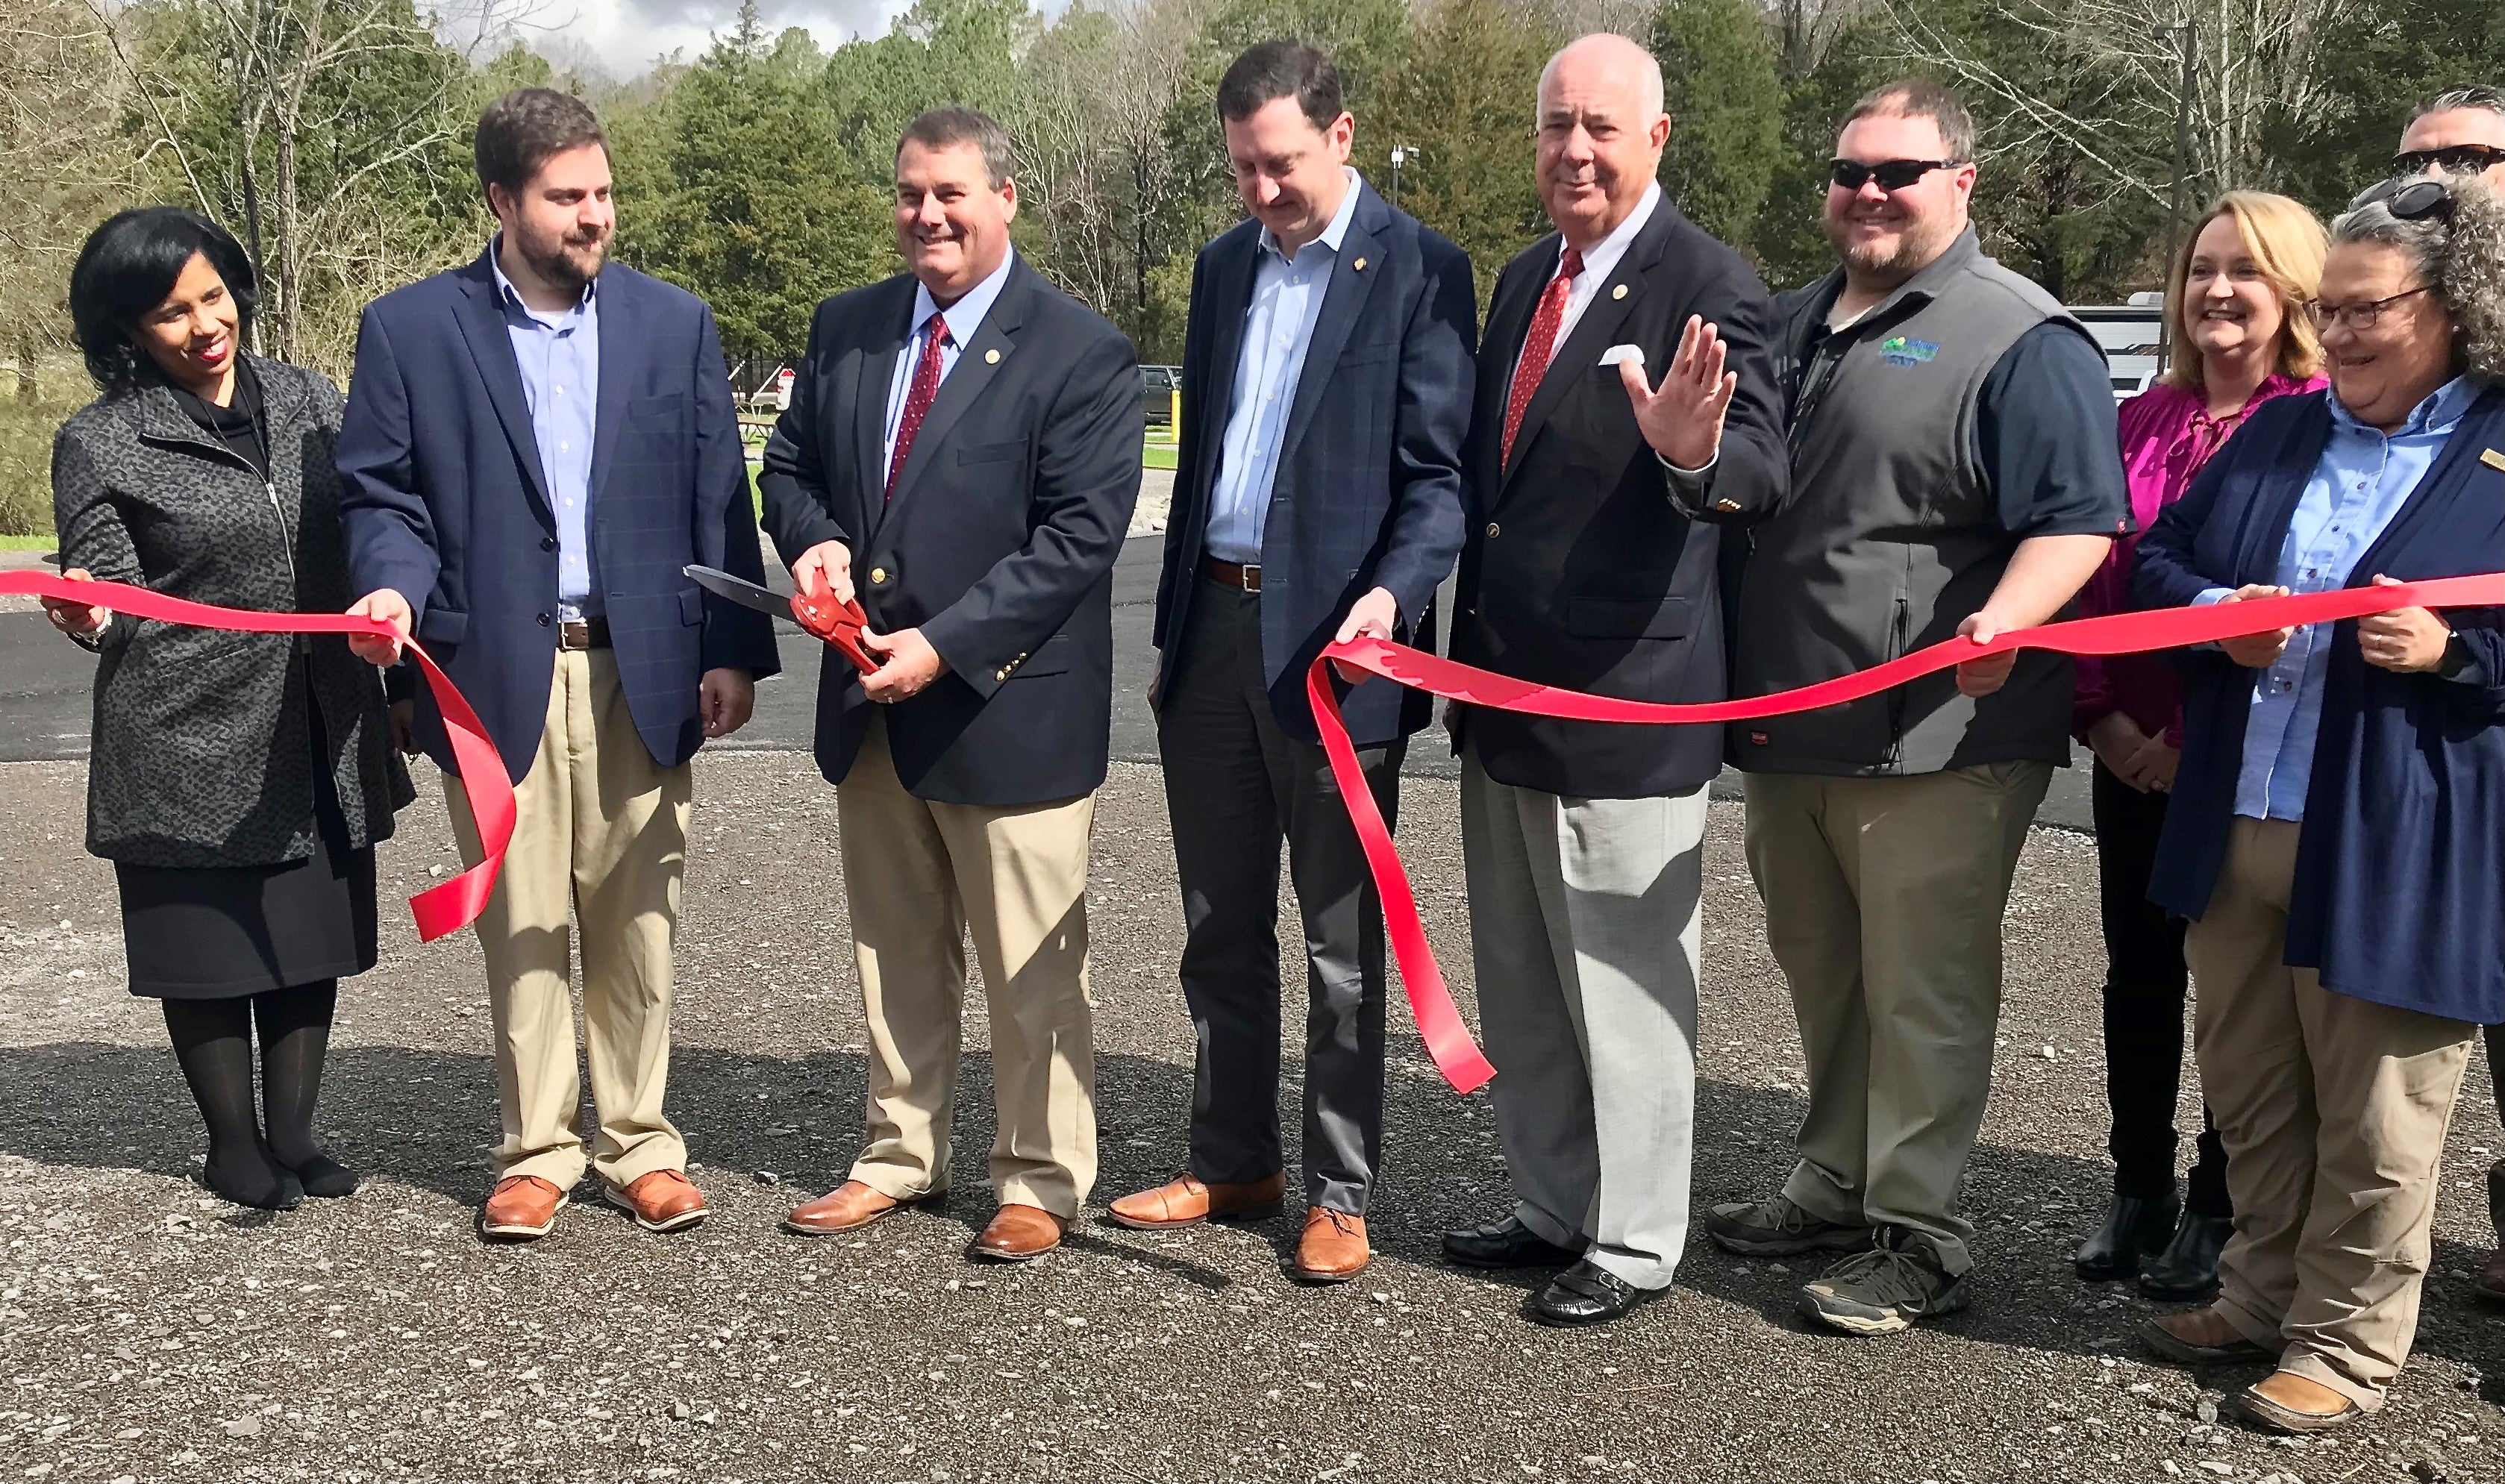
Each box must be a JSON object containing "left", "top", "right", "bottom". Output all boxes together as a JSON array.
[{"left": 2436, "top": 626, "right": 2475, "bottom": 680}]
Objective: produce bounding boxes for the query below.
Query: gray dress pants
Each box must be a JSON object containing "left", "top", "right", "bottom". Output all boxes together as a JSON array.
[
  {"left": 1157, "top": 577, "right": 1402, "bottom": 1214},
  {"left": 1460, "top": 739, "right": 1707, "bottom": 1290}
]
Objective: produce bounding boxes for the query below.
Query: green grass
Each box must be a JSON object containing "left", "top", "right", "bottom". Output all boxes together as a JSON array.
[
  {"left": 0, "top": 533, "right": 54, "bottom": 551},
  {"left": 1143, "top": 441, "right": 1178, "bottom": 471}
]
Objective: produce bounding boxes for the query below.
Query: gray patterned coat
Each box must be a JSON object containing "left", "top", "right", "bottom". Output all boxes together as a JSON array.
[{"left": 51, "top": 355, "right": 413, "bottom": 868}]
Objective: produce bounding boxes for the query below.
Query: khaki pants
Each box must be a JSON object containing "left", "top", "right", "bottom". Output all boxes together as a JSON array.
[
  {"left": 2189, "top": 817, "right": 2477, "bottom": 1410},
  {"left": 837, "top": 716, "right": 1098, "bottom": 1218},
  {"left": 447, "top": 648, "right": 692, "bottom": 1192},
  {"left": 1744, "top": 763, "right": 2051, "bottom": 1276}
]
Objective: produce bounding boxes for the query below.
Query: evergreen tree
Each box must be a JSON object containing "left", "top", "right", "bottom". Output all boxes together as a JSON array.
[{"left": 1651, "top": 0, "right": 1785, "bottom": 255}]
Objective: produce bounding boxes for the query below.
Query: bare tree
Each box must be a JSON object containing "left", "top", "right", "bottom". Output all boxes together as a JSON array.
[{"left": 1, "top": 0, "right": 132, "bottom": 393}]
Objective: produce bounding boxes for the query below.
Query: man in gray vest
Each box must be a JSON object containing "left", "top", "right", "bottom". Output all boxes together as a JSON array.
[{"left": 1701, "top": 80, "right": 2127, "bottom": 1335}]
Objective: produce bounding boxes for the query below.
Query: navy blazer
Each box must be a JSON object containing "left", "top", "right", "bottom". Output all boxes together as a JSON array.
[
  {"left": 1151, "top": 181, "right": 1475, "bottom": 746},
  {"left": 337, "top": 251, "right": 781, "bottom": 780},
  {"left": 2134, "top": 386, "right": 2505, "bottom": 1024},
  {"left": 1450, "top": 198, "right": 1789, "bottom": 798},
  {"left": 758, "top": 257, "right": 1141, "bottom": 806}
]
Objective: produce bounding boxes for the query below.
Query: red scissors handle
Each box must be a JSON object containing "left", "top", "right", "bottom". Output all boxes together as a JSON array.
[{"left": 792, "top": 581, "right": 879, "bottom": 676}]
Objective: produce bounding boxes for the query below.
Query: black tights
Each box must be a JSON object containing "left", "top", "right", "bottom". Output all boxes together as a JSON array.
[{"left": 160, "top": 980, "right": 354, "bottom": 1207}]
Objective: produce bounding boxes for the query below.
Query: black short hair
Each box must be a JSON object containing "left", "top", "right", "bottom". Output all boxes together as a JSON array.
[
  {"left": 896, "top": 106, "right": 1015, "bottom": 190},
  {"left": 474, "top": 87, "right": 607, "bottom": 201},
  {"left": 67, "top": 207, "right": 257, "bottom": 395},
  {"left": 1216, "top": 40, "right": 1342, "bottom": 131}
]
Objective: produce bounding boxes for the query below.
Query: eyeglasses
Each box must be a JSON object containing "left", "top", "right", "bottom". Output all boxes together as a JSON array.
[
  {"left": 2352, "top": 176, "right": 2456, "bottom": 222},
  {"left": 2304, "top": 285, "right": 2433, "bottom": 333},
  {"left": 2393, "top": 143, "right": 2505, "bottom": 176},
  {"left": 1828, "top": 158, "right": 1957, "bottom": 192}
]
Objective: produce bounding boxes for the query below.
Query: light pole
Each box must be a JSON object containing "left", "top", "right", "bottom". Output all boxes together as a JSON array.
[{"left": 1389, "top": 144, "right": 1421, "bottom": 213}]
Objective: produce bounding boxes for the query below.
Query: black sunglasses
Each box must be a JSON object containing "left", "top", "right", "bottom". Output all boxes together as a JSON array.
[
  {"left": 2393, "top": 143, "right": 2505, "bottom": 175},
  {"left": 2355, "top": 176, "right": 2456, "bottom": 222},
  {"left": 1828, "top": 158, "right": 1958, "bottom": 192}
]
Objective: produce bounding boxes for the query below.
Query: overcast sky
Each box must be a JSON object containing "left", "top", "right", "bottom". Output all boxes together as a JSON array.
[{"left": 518, "top": 0, "right": 906, "bottom": 79}]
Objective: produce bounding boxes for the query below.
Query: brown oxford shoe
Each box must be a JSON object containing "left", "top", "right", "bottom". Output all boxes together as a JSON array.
[
  {"left": 607, "top": 1168, "right": 710, "bottom": 1233},
  {"left": 1104, "top": 1171, "right": 1286, "bottom": 1230},
  {"left": 1289, "top": 1206, "right": 1371, "bottom": 1284},
  {"left": 479, "top": 1175, "right": 568, "bottom": 1242},
  {"left": 2475, "top": 1245, "right": 2505, "bottom": 1304},
  {"left": 971, "top": 1203, "right": 1069, "bottom": 1262},
  {"left": 785, "top": 1179, "right": 939, "bottom": 1236}
]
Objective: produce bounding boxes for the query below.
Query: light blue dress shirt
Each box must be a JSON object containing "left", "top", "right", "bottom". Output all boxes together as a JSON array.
[
  {"left": 491, "top": 242, "right": 601, "bottom": 619},
  {"left": 1204, "top": 170, "right": 1365, "bottom": 564},
  {"left": 2200, "top": 375, "right": 2477, "bottom": 820},
  {"left": 882, "top": 248, "right": 1018, "bottom": 483}
]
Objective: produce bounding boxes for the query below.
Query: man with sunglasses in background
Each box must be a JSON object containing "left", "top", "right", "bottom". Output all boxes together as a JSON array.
[
  {"left": 2395, "top": 83, "right": 2505, "bottom": 1305},
  {"left": 1701, "top": 80, "right": 2128, "bottom": 1336}
]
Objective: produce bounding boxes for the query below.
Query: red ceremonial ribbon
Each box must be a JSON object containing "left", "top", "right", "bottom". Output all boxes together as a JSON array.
[
  {"left": 3, "top": 572, "right": 512, "bottom": 944},
  {"left": 1310, "top": 572, "right": 2505, "bottom": 1095}
]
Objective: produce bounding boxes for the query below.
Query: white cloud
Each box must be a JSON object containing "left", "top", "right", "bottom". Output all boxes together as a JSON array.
[{"left": 518, "top": 0, "right": 908, "bottom": 80}]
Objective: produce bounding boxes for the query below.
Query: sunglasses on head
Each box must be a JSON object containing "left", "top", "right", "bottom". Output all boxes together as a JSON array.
[
  {"left": 2393, "top": 143, "right": 2505, "bottom": 175},
  {"left": 1828, "top": 158, "right": 1958, "bottom": 192},
  {"left": 2354, "top": 176, "right": 2456, "bottom": 222}
]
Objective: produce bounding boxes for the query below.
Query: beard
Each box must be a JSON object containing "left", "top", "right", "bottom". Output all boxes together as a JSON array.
[
  {"left": 517, "top": 225, "right": 608, "bottom": 293},
  {"left": 1823, "top": 206, "right": 1957, "bottom": 284}
]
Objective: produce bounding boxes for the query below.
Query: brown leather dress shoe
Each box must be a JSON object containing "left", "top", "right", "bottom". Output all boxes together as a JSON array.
[
  {"left": 2232, "top": 1370, "right": 2363, "bottom": 1434},
  {"left": 607, "top": 1168, "right": 710, "bottom": 1233},
  {"left": 785, "top": 1179, "right": 936, "bottom": 1236},
  {"left": 2477, "top": 1245, "right": 2505, "bottom": 1304},
  {"left": 480, "top": 1175, "right": 568, "bottom": 1242},
  {"left": 972, "top": 1203, "right": 1069, "bottom": 1262},
  {"left": 1289, "top": 1206, "right": 1371, "bottom": 1283},
  {"left": 1104, "top": 1171, "right": 1286, "bottom": 1230}
]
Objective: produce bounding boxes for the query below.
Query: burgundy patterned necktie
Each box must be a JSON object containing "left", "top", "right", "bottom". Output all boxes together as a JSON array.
[
  {"left": 1500, "top": 245, "right": 1583, "bottom": 469},
  {"left": 887, "top": 313, "right": 951, "bottom": 500}
]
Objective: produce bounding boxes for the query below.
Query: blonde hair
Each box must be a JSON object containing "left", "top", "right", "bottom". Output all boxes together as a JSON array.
[{"left": 2163, "top": 191, "right": 2328, "bottom": 391}]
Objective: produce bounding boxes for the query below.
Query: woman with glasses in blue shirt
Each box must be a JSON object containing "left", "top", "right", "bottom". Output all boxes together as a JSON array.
[{"left": 2130, "top": 174, "right": 2505, "bottom": 1433}]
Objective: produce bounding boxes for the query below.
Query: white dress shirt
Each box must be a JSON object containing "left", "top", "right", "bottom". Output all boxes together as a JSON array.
[{"left": 882, "top": 247, "right": 1019, "bottom": 479}]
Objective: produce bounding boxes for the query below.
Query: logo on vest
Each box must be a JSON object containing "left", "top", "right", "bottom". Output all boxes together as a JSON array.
[{"left": 1877, "top": 335, "right": 1940, "bottom": 367}]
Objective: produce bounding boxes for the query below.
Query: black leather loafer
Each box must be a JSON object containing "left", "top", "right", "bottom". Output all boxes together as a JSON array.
[
  {"left": 1442, "top": 1215, "right": 1583, "bottom": 1270},
  {"left": 2139, "top": 1212, "right": 2233, "bottom": 1301},
  {"left": 1528, "top": 1259, "right": 1655, "bottom": 1327},
  {"left": 2074, "top": 1192, "right": 2178, "bottom": 1281}
]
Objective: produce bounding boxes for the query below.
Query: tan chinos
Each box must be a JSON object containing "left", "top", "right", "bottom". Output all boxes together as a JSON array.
[
  {"left": 447, "top": 647, "right": 692, "bottom": 1192},
  {"left": 836, "top": 715, "right": 1098, "bottom": 1218},
  {"left": 1744, "top": 762, "right": 2051, "bottom": 1276},
  {"left": 2188, "top": 817, "right": 2477, "bottom": 1411}
]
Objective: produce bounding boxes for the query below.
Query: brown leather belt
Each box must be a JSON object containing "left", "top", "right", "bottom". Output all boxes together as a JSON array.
[
  {"left": 557, "top": 616, "right": 611, "bottom": 651},
  {"left": 1200, "top": 555, "right": 1262, "bottom": 593}
]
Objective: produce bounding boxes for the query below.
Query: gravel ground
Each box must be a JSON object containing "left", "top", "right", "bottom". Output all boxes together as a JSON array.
[{"left": 1, "top": 752, "right": 2498, "bottom": 1484}]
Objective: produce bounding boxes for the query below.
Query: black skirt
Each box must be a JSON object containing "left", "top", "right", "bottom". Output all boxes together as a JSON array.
[{"left": 114, "top": 668, "right": 379, "bottom": 1000}]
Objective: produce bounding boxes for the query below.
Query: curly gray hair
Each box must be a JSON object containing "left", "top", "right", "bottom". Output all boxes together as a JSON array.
[{"left": 2333, "top": 175, "right": 2505, "bottom": 385}]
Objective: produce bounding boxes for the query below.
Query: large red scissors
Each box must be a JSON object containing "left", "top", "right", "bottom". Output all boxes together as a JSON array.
[{"left": 684, "top": 564, "right": 879, "bottom": 676}]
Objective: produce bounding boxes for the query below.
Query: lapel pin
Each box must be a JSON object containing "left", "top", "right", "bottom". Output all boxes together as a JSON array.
[
  {"left": 1353, "top": 256, "right": 1368, "bottom": 272},
  {"left": 1611, "top": 283, "right": 1628, "bottom": 300},
  {"left": 984, "top": 348, "right": 1001, "bottom": 365},
  {"left": 2483, "top": 448, "right": 2505, "bottom": 472}
]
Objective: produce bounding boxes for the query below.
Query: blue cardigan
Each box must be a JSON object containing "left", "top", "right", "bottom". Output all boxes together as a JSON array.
[{"left": 2133, "top": 385, "right": 2505, "bottom": 1024}]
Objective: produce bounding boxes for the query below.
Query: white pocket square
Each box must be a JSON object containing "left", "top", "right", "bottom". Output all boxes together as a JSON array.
[{"left": 1599, "top": 343, "right": 1645, "bottom": 366}]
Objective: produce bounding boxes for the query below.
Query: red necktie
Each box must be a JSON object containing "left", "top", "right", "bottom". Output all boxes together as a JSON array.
[
  {"left": 1500, "top": 245, "right": 1583, "bottom": 469},
  {"left": 887, "top": 313, "right": 951, "bottom": 500}
]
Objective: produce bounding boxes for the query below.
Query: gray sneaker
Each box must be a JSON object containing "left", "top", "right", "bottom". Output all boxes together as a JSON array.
[
  {"left": 1702, "top": 1194, "right": 1874, "bottom": 1256},
  {"left": 1797, "top": 1231, "right": 1969, "bottom": 1335}
]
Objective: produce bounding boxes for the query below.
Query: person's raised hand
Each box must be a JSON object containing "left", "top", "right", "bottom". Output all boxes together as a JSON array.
[
  {"left": 793, "top": 540, "right": 855, "bottom": 608},
  {"left": 1330, "top": 586, "right": 1402, "bottom": 683},
  {"left": 1618, "top": 316, "right": 1737, "bottom": 473},
  {"left": 2357, "top": 574, "right": 2449, "bottom": 673},
  {"left": 39, "top": 567, "right": 110, "bottom": 639},
  {"left": 859, "top": 625, "right": 946, "bottom": 703},
  {"left": 345, "top": 589, "right": 412, "bottom": 666},
  {"left": 2215, "top": 584, "right": 2294, "bottom": 669}
]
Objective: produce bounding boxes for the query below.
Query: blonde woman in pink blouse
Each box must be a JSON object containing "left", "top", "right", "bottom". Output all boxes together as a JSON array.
[{"left": 2072, "top": 191, "right": 2327, "bottom": 1301}]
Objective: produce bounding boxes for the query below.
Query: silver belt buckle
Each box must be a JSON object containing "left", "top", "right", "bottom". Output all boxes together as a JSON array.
[{"left": 1240, "top": 563, "right": 1260, "bottom": 593}]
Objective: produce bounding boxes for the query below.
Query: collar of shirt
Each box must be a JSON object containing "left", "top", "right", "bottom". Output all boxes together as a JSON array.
[
  {"left": 488, "top": 236, "right": 595, "bottom": 327},
  {"left": 1557, "top": 181, "right": 1661, "bottom": 290},
  {"left": 1257, "top": 168, "right": 1363, "bottom": 266},
  {"left": 910, "top": 246, "right": 1018, "bottom": 349},
  {"left": 2326, "top": 372, "right": 2477, "bottom": 440}
]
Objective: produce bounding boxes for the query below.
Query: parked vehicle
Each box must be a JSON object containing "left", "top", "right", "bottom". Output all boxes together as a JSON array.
[
  {"left": 2071, "top": 303, "right": 2167, "bottom": 402},
  {"left": 1141, "top": 364, "right": 1180, "bottom": 428}
]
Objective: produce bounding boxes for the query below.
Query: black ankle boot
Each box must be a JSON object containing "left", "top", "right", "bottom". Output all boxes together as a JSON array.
[
  {"left": 2075, "top": 1192, "right": 2178, "bottom": 1281},
  {"left": 2139, "top": 1209, "right": 2233, "bottom": 1301}
]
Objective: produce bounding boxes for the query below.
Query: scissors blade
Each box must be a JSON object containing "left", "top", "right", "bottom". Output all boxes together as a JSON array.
[{"left": 684, "top": 564, "right": 795, "bottom": 622}]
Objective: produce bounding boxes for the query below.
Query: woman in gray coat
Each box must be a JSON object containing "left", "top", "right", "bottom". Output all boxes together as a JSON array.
[{"left": 43, "top": 207, "right": 410, "bottom": 1210}]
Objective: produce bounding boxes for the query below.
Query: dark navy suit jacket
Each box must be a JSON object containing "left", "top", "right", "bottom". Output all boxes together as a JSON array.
[
  {"left": 337, "top": 251, "right": 780, "bottom": 780},
  {"left": 1151, "top": 181, "right": 1475, "bottom": 747},
  {"left": 758, "top": 256, "right": 1141, "bottom": 806},
  {"left": 2135, "top": 386, "right": 2505, "bottom": 1024}
]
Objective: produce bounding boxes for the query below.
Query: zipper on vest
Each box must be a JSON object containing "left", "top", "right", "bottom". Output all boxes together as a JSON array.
[{"left": 1884, "top": 594, "right": 1910, "bottom": 764}]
